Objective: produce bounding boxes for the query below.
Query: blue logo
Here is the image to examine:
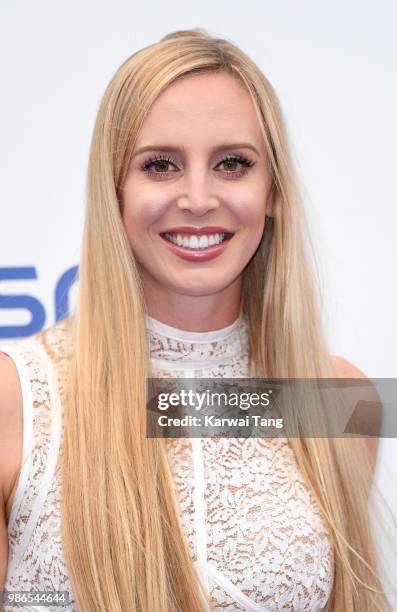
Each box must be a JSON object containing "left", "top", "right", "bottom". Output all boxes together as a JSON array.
[{"left": 0, "top": 266, "right": 78, "bottom": 339}]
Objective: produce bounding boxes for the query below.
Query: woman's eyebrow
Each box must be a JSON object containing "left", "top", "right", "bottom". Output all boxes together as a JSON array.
[{"left": 132, "top": 142, "right": 260, "bottom": 157}]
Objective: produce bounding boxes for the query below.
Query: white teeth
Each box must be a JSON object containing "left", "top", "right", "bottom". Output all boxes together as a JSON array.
[
  {"left": 198, "top": 235, "right": 207, "bottom": 249},
  {"left": 164, "top": 232, "right": 227, "bottom": 250}
]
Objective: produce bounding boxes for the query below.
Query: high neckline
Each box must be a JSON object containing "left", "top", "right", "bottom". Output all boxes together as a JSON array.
[
  {"left": 145, "top": 310, "right": 249, "bottom": 368},
  {"left": 144, "top": 310, "right": 243, "bottom": 344}
]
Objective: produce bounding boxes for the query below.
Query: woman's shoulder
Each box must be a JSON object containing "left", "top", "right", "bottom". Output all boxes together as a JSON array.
[
  {"left": 0, "top": 316, "right": 74, "bottom": 418},
  {"left": 0, "top": 319, "right": 72, "bottom": 439},
  {"left": 329, "top": 353, "right": 381, "bottom": 473},
  {"left": 329, "top": 354, "right": 367, "bottom": 378}
]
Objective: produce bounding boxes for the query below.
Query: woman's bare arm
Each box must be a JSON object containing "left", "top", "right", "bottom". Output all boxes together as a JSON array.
[{"left": 0, "top": 351, "right": 23, "bottom": 598}]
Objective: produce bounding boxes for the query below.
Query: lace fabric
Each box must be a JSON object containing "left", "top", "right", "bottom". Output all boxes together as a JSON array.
[{"left": 1, "top": 314, "right": 334, "bottom": 611}]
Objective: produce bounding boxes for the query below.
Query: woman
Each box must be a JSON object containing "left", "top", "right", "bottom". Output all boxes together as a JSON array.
[{"left": 0, "top": 29, "right": 390, "bottom": 611}]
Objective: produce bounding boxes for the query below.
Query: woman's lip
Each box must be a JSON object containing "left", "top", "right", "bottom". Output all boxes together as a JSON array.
[
  {"left": 159, "top": 233, "right": 233, "bottom": 262},
  {"left": 160, "top": 226, "right": 234, "bottom": 235}
]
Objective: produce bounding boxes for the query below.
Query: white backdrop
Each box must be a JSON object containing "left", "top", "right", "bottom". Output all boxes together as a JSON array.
[{"left": 1, "top": 0, "right": 396, "bottom": 602}]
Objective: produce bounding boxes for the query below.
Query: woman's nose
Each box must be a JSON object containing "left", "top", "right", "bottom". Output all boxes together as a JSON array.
[{"left": 176, "top": 173, "right": 220, "bottom": 216}]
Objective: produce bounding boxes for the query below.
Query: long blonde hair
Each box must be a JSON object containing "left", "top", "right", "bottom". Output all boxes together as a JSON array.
[{"left": 60, "top": 29, "right": 392, "bottom": 610}]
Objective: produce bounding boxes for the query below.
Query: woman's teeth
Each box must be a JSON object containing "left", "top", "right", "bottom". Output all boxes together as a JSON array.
[{"left": 163, "top": 232, "right": 227, "bottom": 250}]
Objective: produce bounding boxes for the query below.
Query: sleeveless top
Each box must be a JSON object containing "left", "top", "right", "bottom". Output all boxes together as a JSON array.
[{"left": 0, "top": 313, "right": 334, "bottom": 611}]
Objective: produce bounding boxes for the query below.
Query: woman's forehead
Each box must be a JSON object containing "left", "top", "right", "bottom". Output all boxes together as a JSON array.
[{"left": 134, "top": 73, "right": 264, "bottom": 152}]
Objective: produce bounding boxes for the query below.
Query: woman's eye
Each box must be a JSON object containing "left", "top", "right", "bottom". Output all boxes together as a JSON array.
[
  {"left": 142, "top": 156, "right": 178, "bottom": 175},
  {"left": 220, "top": 159, "right": 238, "bottom": 171},
  {"left": 148, "top": 161, "right": 169, "bottom": 172},
  {"left": 216, "top": 155, "right": 254, "bottom": 177},
  {"left": 141, "top": 154, "right": 254, "bottom": 179}
]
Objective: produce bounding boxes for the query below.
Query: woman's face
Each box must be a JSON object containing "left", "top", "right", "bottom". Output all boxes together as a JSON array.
[{"left": 121, "top": 72, "right": 273, "bottom": 309}]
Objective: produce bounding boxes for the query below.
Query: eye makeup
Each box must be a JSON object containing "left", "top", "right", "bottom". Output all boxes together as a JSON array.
[{"left": 140, "top": 152, "right": 255, "bottom": 180}]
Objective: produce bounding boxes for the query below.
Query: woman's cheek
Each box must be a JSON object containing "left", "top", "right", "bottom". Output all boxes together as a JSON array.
[
  {"left": 122, "top": 198, "right": 156, "bottom": 232},
  {"left": 236, "top": 197, "right": 266, "bottom": 226}
]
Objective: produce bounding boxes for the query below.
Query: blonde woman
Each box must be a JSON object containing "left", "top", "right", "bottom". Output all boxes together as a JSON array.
[{"left": 0, "top": 29, "right": 391, "bottom": 611}]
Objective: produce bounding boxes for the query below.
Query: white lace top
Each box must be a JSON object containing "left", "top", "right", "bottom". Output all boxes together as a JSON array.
[{"left": 1, "top": 313, "right": 334, "bottom": 611}]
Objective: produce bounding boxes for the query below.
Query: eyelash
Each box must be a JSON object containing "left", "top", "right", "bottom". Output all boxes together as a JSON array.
[{"left": 141, "top": 153, "right": 255, "bottom": 179}]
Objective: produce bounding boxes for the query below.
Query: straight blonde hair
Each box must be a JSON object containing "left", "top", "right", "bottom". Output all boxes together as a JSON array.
[{"left": 60, "top": 29, "right": 392, "bottom": 610}]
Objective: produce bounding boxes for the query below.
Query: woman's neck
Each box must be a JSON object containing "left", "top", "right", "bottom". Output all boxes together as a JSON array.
[{"left": 143, "top": 283, "right": 242, "bottom": 332}]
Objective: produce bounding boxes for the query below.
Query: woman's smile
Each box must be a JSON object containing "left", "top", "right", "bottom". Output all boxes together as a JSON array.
[{"left": 159, "top": 230, "right": 235, "bottom": 262}]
